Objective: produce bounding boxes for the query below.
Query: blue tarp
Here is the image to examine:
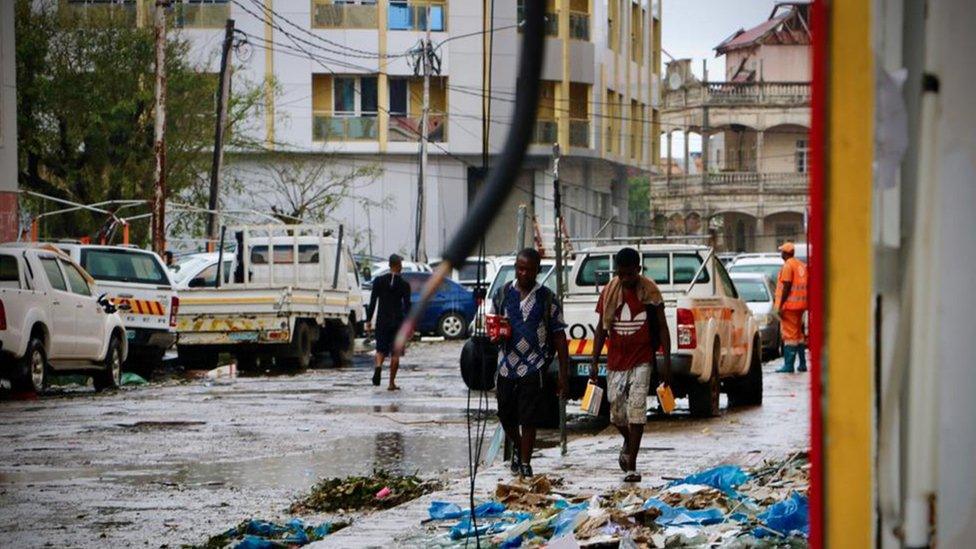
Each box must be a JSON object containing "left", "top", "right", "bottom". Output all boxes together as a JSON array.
[
  {"left": 550, "top": 501, "right": 589, "bottom": 538},
  {"left": 230, "top": 518, "right": 334, "bottom": 548},
  {"left": 449, "top": 518, "right": 510, "bottom": 540},
  {"left": 642, "top": 498, "right": 725, "bottom": 526},
  {"left": 754, "top": 492, "right": 809, "bottom": 538},
  {"left": 428, "top": 500, "right": 506, "bottom": 521},
  {"left": 679, "top": 465, "right": 750, "bottom": 494}
]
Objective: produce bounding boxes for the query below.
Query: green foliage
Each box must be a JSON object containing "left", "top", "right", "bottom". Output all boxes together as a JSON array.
[
  {"left": 15, "top": 0, "right": 265, "bottom": 243},
  {"left": 289, "top": 470, "right": 442, "bottom": 514},
  {"left": 628, "top": 175, "right": 651, "bottom": 232}
]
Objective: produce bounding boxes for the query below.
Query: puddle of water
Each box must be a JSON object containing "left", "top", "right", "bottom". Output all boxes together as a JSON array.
[{"left": 0, "top": 432, "right": 477, "bottom": 493}]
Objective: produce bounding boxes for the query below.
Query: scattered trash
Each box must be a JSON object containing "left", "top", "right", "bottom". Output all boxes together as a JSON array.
[
  {"left": 206, "top": 364, "right": 237, "bottom": 380},
  {"left": 188, "top": 518, "right": 348, "bottom": 548},
  {"left": 120, "top": 372, "right": 148, "bottom": 386},
  {"left": 755, "top": 492, "right": 809, "bottom": 538},
  {"left": 678, "top": 465, "right": 750, "bottom": 494},
  {"left": 375, "top": 486, "right": 392, "bottom": 500},
  {"left": 290, "top": 470, "right": 442, "bottom": 513}
]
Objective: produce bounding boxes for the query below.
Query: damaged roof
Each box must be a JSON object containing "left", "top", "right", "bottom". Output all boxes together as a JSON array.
[{"left": 715, "top": 2, "right": 812, "bottom": 55}]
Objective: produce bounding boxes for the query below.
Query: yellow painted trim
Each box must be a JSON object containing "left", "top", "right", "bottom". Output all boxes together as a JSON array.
[
  {"left": 181, "top": 297, "right": 279, "bottom": 305},
  {"left": 826, "top": 0, "right": 874, "bottom": 546},
  {"left": 264, "top": 0, "right": 275, "bottom": 149}
]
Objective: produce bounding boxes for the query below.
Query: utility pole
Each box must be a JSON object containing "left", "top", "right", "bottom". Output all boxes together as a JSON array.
[
  {"left": 552, "top": 143, "right": 567, "bottom": 456},
  {"left": 151, "top": 0, "right": 169, "bottom": 255},
  {"left": 206, "top": 19, "right": 235, "bottom": 248},
  {"left": 414, "top": 8, "right": 433, "bottom": 264}
]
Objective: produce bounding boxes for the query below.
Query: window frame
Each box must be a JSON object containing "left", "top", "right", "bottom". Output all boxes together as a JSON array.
[
  {"left": 0, "top": 254, "right": 21, "bottom": 289},
  {"left": 60, "top": 259, "right": 93, "bottom": 297},
  {"left": 39, "top": 256, "right": 69, "bottom": 292}
]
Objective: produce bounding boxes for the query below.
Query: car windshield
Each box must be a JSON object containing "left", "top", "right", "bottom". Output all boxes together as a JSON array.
[
  {"left": 81, "top": 249, "right": 169, "bottom": 285},
  {"left": 734, "top": 279, "right": 771, "bottom": 303},
  {"left": 457, "top": 263, "right": 484, "bottom": 281},
  {"left": 488, "top": 264, "right": 556, "bottom": 300},
  {"left": 169, "top": 256, "right": 210, "bottom": 283},
  {"left": 729, "top": 263, "right": 782, "bottom": 282}
]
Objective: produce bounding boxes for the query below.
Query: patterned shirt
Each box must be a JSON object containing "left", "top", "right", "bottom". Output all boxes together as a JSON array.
[{"left": 494, "top": 283, "right": 567, "bottom": 379}]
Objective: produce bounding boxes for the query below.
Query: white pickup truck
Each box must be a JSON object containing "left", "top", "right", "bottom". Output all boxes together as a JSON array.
[
  {"left": 175, "top": 225, "right": 364, "bottom": 371},
  {"left": 562, "top": 244, "right": 763, "bottom": 417},
  {"left": 0, "top": 245, "right": 128, "bottom": 392}
]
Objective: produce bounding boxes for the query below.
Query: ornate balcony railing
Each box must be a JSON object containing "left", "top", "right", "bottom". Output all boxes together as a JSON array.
[
  {"left": 651, "top": 172, "right": 809, "bottom": 195},
  {"left": 662, "top": 81, "right": 811, "bottom": 109}
]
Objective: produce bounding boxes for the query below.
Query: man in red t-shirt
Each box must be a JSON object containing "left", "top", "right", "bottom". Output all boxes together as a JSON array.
[{"left": 590, "top": 248, "right": 672, "bottom": 483}]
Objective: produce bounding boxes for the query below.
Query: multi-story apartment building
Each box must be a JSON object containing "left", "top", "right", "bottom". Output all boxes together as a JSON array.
[
  {"left": 0, "top": 0, "right": 18, "bottom": 241},
  {"left": 65, "top": 0, "right": 662, "bottom": 258},
  {"left": 652, "top": 2, "right": 810, "bottom": 253}
]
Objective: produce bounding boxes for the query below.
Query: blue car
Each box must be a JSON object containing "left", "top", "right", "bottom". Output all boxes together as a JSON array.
[{"left": 402, "top": 272, "right": 476, "bottom": 339}]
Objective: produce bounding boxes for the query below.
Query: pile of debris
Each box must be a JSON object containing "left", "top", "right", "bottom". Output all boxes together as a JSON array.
[
  {"left": 419, "top": 453, "right": 810, "bottom": 547},
  {"left": 187, "top": 518, "right": 348, "bottom": 549},
  {"left": 290, "top": 470, "right": 444, "bottom": 514}
]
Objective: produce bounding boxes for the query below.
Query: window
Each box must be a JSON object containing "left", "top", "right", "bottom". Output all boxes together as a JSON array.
[
  {"left": 334, "top": 77, "right": 356, "bottom": 113},
  {"left": 250, "top": 244, "right": 321, "bottom": 265},
  {"left": 61, "top": 260, "right": 92, "bottom": 297},
  {"left": 333, "top": 76, "right": 378, "bottom": 115},
  {"left": 715, "top": 259, "right": 739, "bottom": 298},
  {"left": 388, "top": 1, "right": 445, "bottom": 31},
  {"left": 672, "top": 254, "right": 709, "bottom": 284},
  {"left": 389, "top": 78, "right": 408, "bottom": 116},
  {"left": 729, "top": 263, "right": 782, "bottom": 284},
  {"left": 576, "top": 255, "right": 611, "bottom": 286},
  {"left": 40, "top": 257, "right": 68, "bottom": 291},
  {"left": 796, "top": 139, "right": 809, "bottom": 173},
  {"left": 642, "top": 254, "right": 669, "bottom": 284},
  {"left": 0, "top": 255, "right": 19, "bottom": 289},
  {"left": 734, "top": 279, "right": 770, "bottom": 303},
  {"left": 80, "top": 249, "right": 170, "bottom": 285}
]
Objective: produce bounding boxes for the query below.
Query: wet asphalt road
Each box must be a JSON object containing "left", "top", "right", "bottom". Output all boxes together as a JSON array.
[{"left": 0, "top": 341, "right": 809, "bottom": 548}]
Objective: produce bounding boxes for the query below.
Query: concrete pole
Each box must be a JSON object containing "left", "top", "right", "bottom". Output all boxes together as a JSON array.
[
  {"left": 206, "top": 20, "right": 235, "bottom": 247},
  {"left": 414, "top": 11, "right": 432, "bottom": 264},
  {"left": 151, "top": 0, "right": 169, "bottom": 255}
]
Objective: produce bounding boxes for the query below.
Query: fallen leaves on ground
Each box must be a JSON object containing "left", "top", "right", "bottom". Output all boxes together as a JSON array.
[{"left": 290, "top": 470, "right": 443, "bottom": 513}]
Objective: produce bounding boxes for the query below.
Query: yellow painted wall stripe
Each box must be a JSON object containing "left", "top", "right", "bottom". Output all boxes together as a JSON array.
[{"left": 826, "top": 0, "right": 874, "bottom": 546}]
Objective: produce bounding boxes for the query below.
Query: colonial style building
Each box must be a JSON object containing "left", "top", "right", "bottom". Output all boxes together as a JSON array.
[{"left": 653, "top": 2, "right": 810, "bottom": 252}]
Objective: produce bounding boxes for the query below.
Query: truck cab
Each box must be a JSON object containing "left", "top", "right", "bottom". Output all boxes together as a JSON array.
[{"left": 563, "top": 244, "right": 763, "bottom": 417}]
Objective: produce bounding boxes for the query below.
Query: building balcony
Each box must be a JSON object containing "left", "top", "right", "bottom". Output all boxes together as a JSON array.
[
  {"left": 518, "top": 6, "right": 589, "bottom": 40},
  {"left": 388, "top": 1, "right": 446, "bottom": 32},
  {"left": 533, "top": 119, "right": 558, "bottom": 145},
  {"left": 569, "top": 119, "right": 590, "bottom": 148},
  {"left": 662, "top": 82, "right": 811, "bottom": 110},
  {"left": 312, "top": 112, "right": 379, "bottom": 141},
  {"left": 61, "top": 0, "right": 138, "bottom": 26},
  {"left": 651, "top": 171, "right": 808, "bottom": 197},
  {"left": 388, "top": 113, "right": 447, "bottom": 142},
  {"left": 530, "top": 119, "right": 594, "bottom": 148},
  {"left": 311, "top": 0, "right": 379, "bottom": 29},
  {"left": 172, "top": 1, "right": 230, "bottom": 29}
]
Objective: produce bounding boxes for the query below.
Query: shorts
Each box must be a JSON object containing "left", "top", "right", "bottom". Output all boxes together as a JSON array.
[
  {"left": 607, "top": 363, "right": 651, "bottom": 426},
  {"left": 495, "top": 371, "right": 546, "bottom": 428},
  {"left": 374, "top": 324, "right": 402, "bottom": 356}
]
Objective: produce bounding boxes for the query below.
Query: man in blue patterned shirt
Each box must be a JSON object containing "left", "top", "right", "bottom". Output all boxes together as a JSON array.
[{"left": 493, "top": 248, "right": 569, "bottom": 477}]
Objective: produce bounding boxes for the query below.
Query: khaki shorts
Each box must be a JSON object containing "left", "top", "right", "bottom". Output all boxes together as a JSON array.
[{"left": 607, "top": 364, "right": 651, "bottom": 426}]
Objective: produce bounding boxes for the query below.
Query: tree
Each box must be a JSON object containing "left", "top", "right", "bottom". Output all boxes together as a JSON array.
[
  {"left": 628, "top": 175, "right": 652, "bottom": 233},
  {"left": 15, "top": 0, "right": 265, "bottom": 243}
]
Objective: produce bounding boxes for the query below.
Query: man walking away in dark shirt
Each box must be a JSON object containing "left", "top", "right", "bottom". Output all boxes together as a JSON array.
[{"left": 366, "top": 254, "right": 411, "bottom": 390}]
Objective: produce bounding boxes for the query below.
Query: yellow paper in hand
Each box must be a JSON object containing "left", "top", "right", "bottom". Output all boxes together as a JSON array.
[
  {"left": 580, "top": 382, "right": 604, "bottom": 415},
  {"left": 656, "top": 384, "right": 676, "bottom": 414}
]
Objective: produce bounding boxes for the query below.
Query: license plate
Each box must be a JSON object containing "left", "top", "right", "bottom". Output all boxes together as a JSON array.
[
  {"left": 229, "top": 332, "right": 259, "bottom": 342},
  {"left": 576, "top": 364, "right": 607, "bottom": 377},
  {"left": 126, "top": 330, "right": 136, "bottom": 340}
]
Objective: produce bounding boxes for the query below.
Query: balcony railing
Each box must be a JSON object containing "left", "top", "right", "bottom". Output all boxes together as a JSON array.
[
  {"left": 388, "top": 113, "right": 447, "bottom": 142},
  {"left": 313, "top": 112, "right": 379, "bottom": 141},
  {"left": 311, "top": 0, "right": 379, "bottom": 29},
  {"left": 569, "top": 119, "right": 590, "bottom": 148},
  {"left": 569, "top": 11, "right": 590, "bottom": 40},
  {"left": 533, "top": 120, "right": 558, "bottom": 144},
  {"left": 650, "top": 172, "right": 809, "bottom": 195},
  {"left": 173, "top": 2, "right": 230, "bottom": 29},
  {"left": 518, "top": 7, "right": 559, "bottom": 37},
  {"left": 388, "top": 1, "right": 446, "bottom": 31},
  {"left": 663, "top": 81, "right": 811, "bottom": 109},
  {"left": 62, "top": 0, "right": 138, "bottom": 26}
]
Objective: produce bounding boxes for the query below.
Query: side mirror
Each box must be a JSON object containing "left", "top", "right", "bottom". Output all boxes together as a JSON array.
[{"left": 97, "top": 293, "right": 118, "bottom": 314}]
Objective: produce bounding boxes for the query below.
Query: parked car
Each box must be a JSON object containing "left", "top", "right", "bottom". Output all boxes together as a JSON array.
[
  {"left": 360, "top": 260, "right": 432, "bottom": 311},
  {"left": 430, "top": 256, "right": 506, "bottom": 289},
  {"left": 55, "top": 244, "right": 177, "bottom": 376},
  {"left": 169, "top": 252, "right": 235, "bottom": 289},
  {"left": 469, "top": 257, "right": 574, "bottom": 335},
  {"left": 0, "top": 244, "right": 128, "bottom": 392},
  {"left": 716, "top": 252, "right": 739, "bottom": 266},
  {"left": 400, "top": 271, "right": 476, "bottom": 339},
  {"left": 728, "top": 253, "right": 784, "bottom": 283},
  {"left": 563, "top": 244, "right": 763, "bottom": 417},
  {"left": 731, "top": 272, "right": 781, "bottom": 359}
]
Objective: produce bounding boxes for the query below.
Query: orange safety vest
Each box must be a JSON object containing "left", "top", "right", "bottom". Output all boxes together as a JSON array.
[{"left": 776, "top": 257, "right": 809, "bottom": 311}]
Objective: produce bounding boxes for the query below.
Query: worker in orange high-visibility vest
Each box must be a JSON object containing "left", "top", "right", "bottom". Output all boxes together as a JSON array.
[{"left": 774, "top": 242, "right": 809, "bottom": 373}]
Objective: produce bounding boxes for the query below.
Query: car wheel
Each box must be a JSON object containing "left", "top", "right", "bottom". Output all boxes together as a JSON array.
[
  {"left": 729, "top": 336, "right": 763, "bottom": 407},
  {"left": 438, "top": 311, "right": 467, "bottom": 339},
  {"left": 14, "top": 337, "right": 47, "bottom": 393},
  {"left": 94, "top": 335, "right": 123, "bottom": 392},
  {"left": 689, "top": 338, "right": 721, "bottom": 418},
  {"left": 280, "top": 322, "right": 313, "bottom": 370},
  {"left": 327, "top": 320, "right": 356, "bottom": 368}
]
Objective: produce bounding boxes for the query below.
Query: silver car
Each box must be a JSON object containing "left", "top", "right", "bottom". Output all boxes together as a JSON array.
[{"left": 731, "top": 272, "right": 781, "bottom": 359}]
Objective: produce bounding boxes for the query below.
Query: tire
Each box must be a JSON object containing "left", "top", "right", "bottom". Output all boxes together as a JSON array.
[
  {"left": 327, "top": 321, "right": 355, "bottom": 368},
  {"left": 689, "top": 338, "right": 721, "bottom": 417},
  {"left": 93, "top": 335, "right": 123, "bottom": 392},
  {"left": 235, "top": 352, "right": 260, "bottom": 373},
  {"left": 124, "top": 348, "right": 164, "bottom": 379},
  {"left": 13, "top": 337, "right": 47, "bottom": 393},
  {"left": 728, "top": 336, "right": 763, "bottom": 407},
  {"left": 279, "top": 322, "right": 313, "bottom": 370},
  {"left": 437, "top": 311, "right": 467, "bottom": 340},
  {"left": 178, "top": 346, "right": 219, "bottom": 371}
]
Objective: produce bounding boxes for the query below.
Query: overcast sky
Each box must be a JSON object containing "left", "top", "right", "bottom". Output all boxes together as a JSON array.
[{"left": 660, "top": 0, "right": 781, "bottom": 156}]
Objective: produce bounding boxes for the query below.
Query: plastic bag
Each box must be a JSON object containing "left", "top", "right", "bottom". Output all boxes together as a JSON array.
[
  {"left": 679, "top": 465, "right": 749, "bottom": 494},
  {"left": 755, "top": 492, "right": 809, "bottom": 538}
]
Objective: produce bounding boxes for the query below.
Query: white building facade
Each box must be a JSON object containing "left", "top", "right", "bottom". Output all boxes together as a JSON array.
[{"left": 0, "top": 0, "right": 18, "bottom": 241}]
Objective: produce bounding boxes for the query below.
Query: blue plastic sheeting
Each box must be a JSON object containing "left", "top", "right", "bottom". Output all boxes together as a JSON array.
[
  {"left": 235, "top": 537, "right": 278, "bottom": 549},
  {"left": 231, "top": 518, "right": 334, "bottom": 548},
  {"left": 642, "top": 498, "right": 725, "bottom": 526},
  {"left": 449, "top": 518, "right": 510, "bottom": 540},
  {"left": 550, "top": 501, "right": 589, "bottom": 538},
  {"left": 754, "top": 492, "right": 809, "bottom": 538},
  {"left": 679, "top": 465, "right": 750, "bottom": 494},
  {"left": 428, "top": 501, "right": 506, "bottom": 521}
]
